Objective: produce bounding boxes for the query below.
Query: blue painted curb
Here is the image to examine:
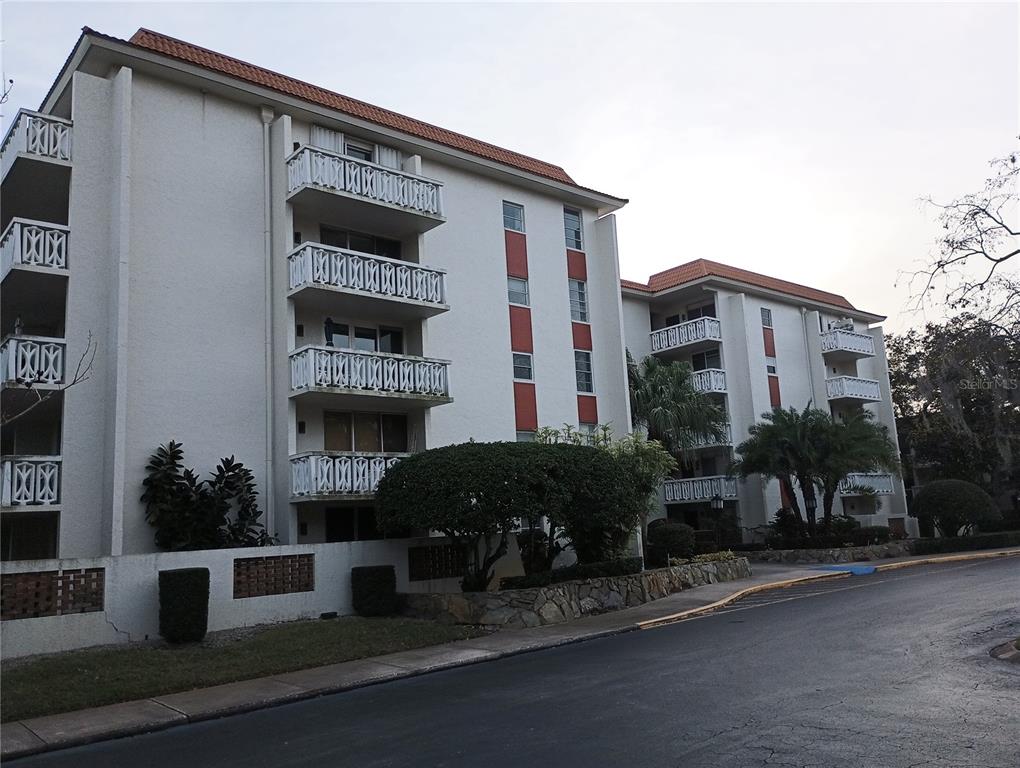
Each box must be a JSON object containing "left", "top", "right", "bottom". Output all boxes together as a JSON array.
[{"left": 812, "top": 565, "right": 877, "bottom": 575}]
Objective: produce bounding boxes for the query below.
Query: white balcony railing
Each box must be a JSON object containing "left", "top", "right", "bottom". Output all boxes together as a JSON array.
[
  {"left": 825, "top": 376, "right": 881, "bottom": 402},
  {"left": 290, "top": 451, "right": 407, "bottom": 498},
  {"left": 839, "top": 473, "right": 895, "bottom": 496},
  {"left": 690, "top": 423, "right": 733, "bottom": 449},
  {"left": 1, "top": 219, "right": 69, "bottom": 277},
  {"left": 820, "top": 329, "right": 875, "bottom": 357},
  {"left": 288, "top": 243, "right": 446, "bottom": 306},
  {"left": 1, "top": 110, "right": 72, "bottom": 179},
  {"left": 692, "top": 368, "right": 727, "bottom": 394},
  {"left": 1, "top": 336, "right": 65, "bottom": 386},
  {"left": 290, "top": 346, "right": 450, "bottom": 399},
  {"left": 1, "top": 456, "right": 61, "bottom": 507},
  {"left": 287, "top": 146, "right": 444, "bottom": 218},
  {"left": 664, "top": 475, "right": 738, "bottom": 504},
  {"left": 650, "top": 317, "right": 722, "bottom": 354}
]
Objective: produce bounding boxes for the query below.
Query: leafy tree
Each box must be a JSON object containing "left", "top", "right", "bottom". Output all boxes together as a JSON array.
[
  {"left": 887, "top": 319, "right": 1018, "bottom": 508},
  {"left": 142, "top": 441, "right": 273, "bottom": 551},
  {"left": 536, "top": 425, "right": 676, "bottom": 559},
  {"left": 910, "top": 479, "right": 1000, "bottom": 537},
  {"left": 627, "top": 353, "right": 729, "bottom": 461}
]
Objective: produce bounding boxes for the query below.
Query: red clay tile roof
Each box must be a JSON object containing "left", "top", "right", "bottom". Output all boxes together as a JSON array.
[
  {"left": 117, "top": 27, "right": 581, "bottom": 187},
  {"left": 622, "top": 259, "right": 860, "bottom": 311}
]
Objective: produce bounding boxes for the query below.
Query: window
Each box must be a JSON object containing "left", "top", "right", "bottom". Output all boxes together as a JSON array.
[
  {"left": 379, "top": 328, "right": 404, "bottom": 355},
  {"left": 344, "top": 140, "right": 374, "bottom": 162},
  {"left": 507, "top": 276, "right": 530, "bottom": 306},
  {"left": 323, "top": 412, "right": 407, "bottom": 453},
  {"left": 324, "top": 319, "right": 349, "bottom": 348},
  {"left": 320, "top": 227, "right": 402, "bottom": 260},
  {"left": 564, "top": 208, "right": 583, "bottom": 250},
  {"left": 575, "top": 350, "right": 594, "bottom": 393},
  {"left": 569, "top": 279, "right": 588, "bottom": 322},
  {"left": 687, "top": 302, "right": 717, "bottom": 320},
  {"left": 578, "top": 423, "right": 598, "bottom": 443},
  {"left": 516, "top": 431, "right": 536, "bottom": 443},
  {"left": 766, "top": 356, "right": 778, "bottom": 375},
  {"left": 503, "top": 202, "right": 525, "bottom": 232},
  {"left": 354, "top": 327, "right": 378, "bottom": 352},
  {"left": 665, "top": 314, "right": 681, "bottom": 327},
  {"left": 513, "top": 353, "right": 533, "bottom": 380},
  {"left": 761, "top": 307, "right": 773, "bottom": 328},
  {"left": 691, "top": 349, "right": 722, "bottom": 371}
]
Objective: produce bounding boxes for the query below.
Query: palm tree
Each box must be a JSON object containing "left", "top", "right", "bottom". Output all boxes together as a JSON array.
[
  {"left": 627, "top": 353, "right": 729, "bottom": 460},
  {"left": 730, "top": 406, "right": 819, "bottom": 529},
  {"left": 812, "top": 410, "right": 900, "bottom": 525}
]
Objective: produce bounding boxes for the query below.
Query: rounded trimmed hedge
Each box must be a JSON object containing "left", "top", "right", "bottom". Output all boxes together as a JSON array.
[{"left": 910, "top": 479, "right": 999, "bottom": 537}]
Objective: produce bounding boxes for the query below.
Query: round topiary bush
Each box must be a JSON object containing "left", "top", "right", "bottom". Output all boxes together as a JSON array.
[
  {"left": 910, "top": 479, "right": 999, "bottom": 537},
  {"left": 646, "top": 519, "right": 696, "bottom": 564}
]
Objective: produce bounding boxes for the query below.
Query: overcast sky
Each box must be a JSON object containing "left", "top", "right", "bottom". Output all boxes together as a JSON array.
[{"left": 3, "top": 2, "right": 1017, "bottom": 331}]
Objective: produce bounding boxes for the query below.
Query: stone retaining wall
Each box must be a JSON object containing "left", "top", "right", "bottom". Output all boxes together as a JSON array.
[
  {"left": 743, "top": 540, "right": 913, "bottom": 564},
  {"left": 403, "top": 558, "right": 751, "bottom": 629}
]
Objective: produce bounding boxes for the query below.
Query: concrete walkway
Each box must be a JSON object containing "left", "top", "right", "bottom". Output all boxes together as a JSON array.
[{"left": 3, "top": 546, "right": 1018, "bottom": 761}]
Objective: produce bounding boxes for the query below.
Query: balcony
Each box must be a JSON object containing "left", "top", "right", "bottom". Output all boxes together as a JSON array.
[
  {"left": 288, "top": 243, "right": 448, "bottom": 321},
  {"left": 290, "top": 451, "right": 407, "bottom": 501},
  {"left": 650, "top": 317, "right": 722, "bottom": 358},
  {"left": 290, "top": 345, "right": 451, "bottom": 410},
  {"left": 820, "top": 329, "right": 875, "bottom": 360},
  {"left": 690, "top": 423, "right": 733, "bottom": 449},
  {"left": 1, "top": 456, "right": 61, "bottom": 508},
  {"left": 1, "top": 111, "right": 72, "bottom": 230},
  {"left": 691, "top": 368, "right": 727, "bottom": 394},
  {"left": 286, "top": 146, "right": 445, "bottom": 236},
  {"left": 664, "top": 475, "right": 738, "bottom": 504},
  {"left": 825, "top": 376, "right": 881, "bottom": 403},
  {"left": 1, "top": 336, "right": 65, "bottom": 389},
  {"left": 839, "top": 473, "right": 895, "bottom": 496}
]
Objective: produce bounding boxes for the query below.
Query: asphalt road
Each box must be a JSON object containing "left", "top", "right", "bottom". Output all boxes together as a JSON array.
[{"left": 14, "top": 558, "right": 1020, "bottom": 768}]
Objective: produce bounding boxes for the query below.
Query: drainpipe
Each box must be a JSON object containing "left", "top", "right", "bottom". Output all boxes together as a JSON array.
[
  {"left": 261, "top": 106, "right": 275, "bottom": 534},
  {"left": 800, "top": 307, "right": 816, "bottom": 406}
]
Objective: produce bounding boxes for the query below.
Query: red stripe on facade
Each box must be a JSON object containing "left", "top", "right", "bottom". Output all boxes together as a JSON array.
[
  {"left": 763, "top": 327, "right": 776, "bottom": 357},
  {"left": 509, "top": 305, "right": 533, "bottom": 352},
  {"left": 505, "top": 230, "right": 528, "bottom": 278},
  {"left": 571, "top": 321, "right": 592, "bottom": 351},
  {"left": 768, "top": 375, "right": 782, "bottom": 407},
  {"left": 566, "top": 249, "right": 587, "bottom": 281},
  {"left": 577, "top": 395, "right": 598, "bottom": 425},
  {"left": 514, "top": 382, "right": 538, "bottom": 431}
]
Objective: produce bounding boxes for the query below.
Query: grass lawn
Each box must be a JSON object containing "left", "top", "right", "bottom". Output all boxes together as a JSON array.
[{"left": 2, "top": 617, "right": 485, "bottom": 723}]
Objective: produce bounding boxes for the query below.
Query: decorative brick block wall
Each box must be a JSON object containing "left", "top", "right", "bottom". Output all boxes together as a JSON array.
[
  {"left": 1, "top": 568, "right": 105, "bottom": 621},
  {"left": 408, "top": 543, "right": 466, "bottom": 581},
  {"left": 233, "top": 554, "right": 314, "bottom": 598}
]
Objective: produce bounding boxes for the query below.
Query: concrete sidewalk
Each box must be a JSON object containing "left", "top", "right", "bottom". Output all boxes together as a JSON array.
[{"left": 3, "top": 547, "right": 1018, "bottom": 761}]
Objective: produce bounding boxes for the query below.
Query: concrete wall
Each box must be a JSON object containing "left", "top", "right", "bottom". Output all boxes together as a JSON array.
[{"left": 1, "top": 538, "right": 462, "bottom": 658}]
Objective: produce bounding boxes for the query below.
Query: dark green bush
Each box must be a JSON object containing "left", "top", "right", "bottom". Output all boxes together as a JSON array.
[
  {"left": 351, "top": 565, "right": 398, "bottom": 616},
  {"left": 158, "top": 568, "right": 210, "bottom": 643},
  {"left": 516, "top": 529, "right": 549, "bottom": 576},
  {"left": 910, "top": 479, "right": 1000, "bottom": 537},
  {"left": 911, "top": 531, "right": 1020, "bottom": 555},
  {"left": 500, "top": 557, "right": 642, "bottom": 590},
  {"left": 826, "top": 515, "right": 861, "bottom": 537},
  {"left": 854, "top": 525, "right": 891, "bottom": 545},
  {"left": 768, "top": 508, "right": 806, "bottom": 539},
  {"left": 644, "top": 520, "right": 696, "bottom": 566}
]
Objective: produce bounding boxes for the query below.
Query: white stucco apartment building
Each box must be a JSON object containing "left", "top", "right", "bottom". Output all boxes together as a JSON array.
[
  {"left": 622, "top": 260, "right": 914, "bottom": 539},
  {"left": 1, "top": 27, "right": 631, "bottom": 561},
  {"left": 1, "top": 28, "right": 911, "bottom": 564}
]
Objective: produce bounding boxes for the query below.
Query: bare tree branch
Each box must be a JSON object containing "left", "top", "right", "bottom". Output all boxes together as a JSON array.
[{"left": 1, "top": 332, "right": 96, "bottom": 427}]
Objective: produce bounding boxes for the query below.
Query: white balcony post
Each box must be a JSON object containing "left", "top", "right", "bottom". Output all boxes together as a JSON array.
[{"left": 650, "top": 317, "right": 722, "bottom": 353}]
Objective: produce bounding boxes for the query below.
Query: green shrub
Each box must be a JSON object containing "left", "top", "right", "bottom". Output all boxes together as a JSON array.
[
  {"left": 158, "top": 568, "right": 209, "bottom": 643},
  {"left": 499, "top": 557, "right": 642, "bottom": 590},
  {"left": 768, "top": 508, "right": 806, "bottom": 539},
  {"left": 911, "top": 531, "right": 1020, "bottom": 555},
  {"left": 910, "top": 479, "right": 1000, "bottom": 537},
  {"left": 854, "top": 525, "right": 891, "bottom": 545},
  {"left": 826, "top": 515, "right": 861, "bottom": 537},
  {"left": 647, "top": 520, "right": 696, "bottom": 558},
  {"left": 350, "top": 565, "right": 398, "bottom": 616}
]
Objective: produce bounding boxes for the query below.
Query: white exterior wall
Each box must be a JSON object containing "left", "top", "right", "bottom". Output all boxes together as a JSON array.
[{"left": 0, "top": 538, "right": 461, "bottom": 658}]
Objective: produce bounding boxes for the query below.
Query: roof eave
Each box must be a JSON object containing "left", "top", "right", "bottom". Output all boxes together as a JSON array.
[{"left": 43, "top": 29, "right": 627, "bottom": 212}]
